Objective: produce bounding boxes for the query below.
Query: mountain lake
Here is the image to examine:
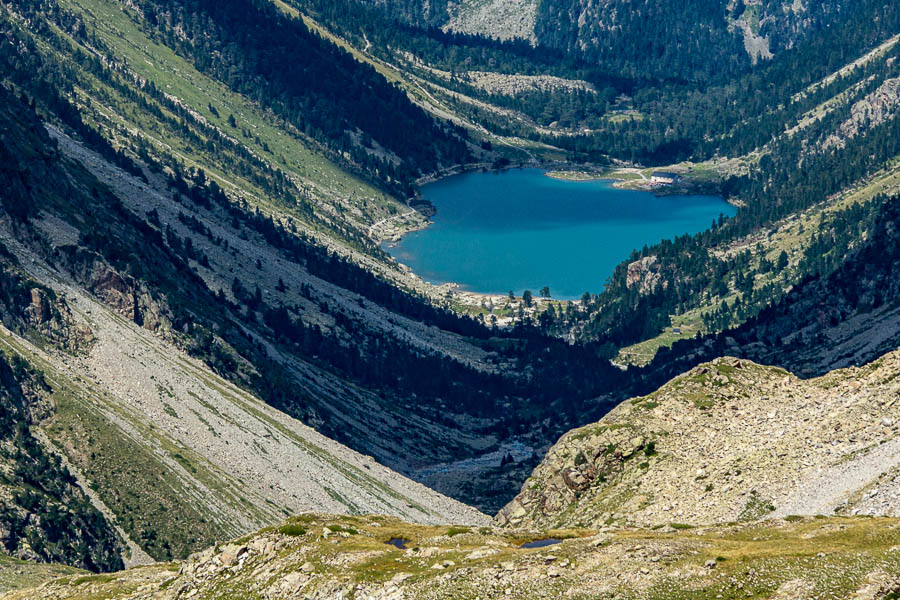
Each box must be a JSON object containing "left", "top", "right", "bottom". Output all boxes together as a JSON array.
[{"left": 385, "top": 168, "right": 736, "bottom": 299}]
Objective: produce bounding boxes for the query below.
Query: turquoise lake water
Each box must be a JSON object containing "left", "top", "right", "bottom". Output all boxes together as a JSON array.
[{"left": 385, "top": 169, "right": 736, "bottom": 300}]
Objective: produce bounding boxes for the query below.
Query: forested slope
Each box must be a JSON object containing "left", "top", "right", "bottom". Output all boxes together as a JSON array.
[
  {"left": 646, "top": 194, "right": 900, "bottom": 381},
  {"left": 350, "top": 0, "right": 865, "bottom": 81},
  {"left": 0, "top": 77, "right": 493, "bottom": 571},
  {"left": 0, "top": 0, "right": 639, "bottom": 529}
]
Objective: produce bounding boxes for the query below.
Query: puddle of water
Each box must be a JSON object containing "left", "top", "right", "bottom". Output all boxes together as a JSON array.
[
  {"left": 386, "top": 538, "right": 410, "bottom": 550},
  {"left": 519, "top": 538, "right": 562, "bottom": 549}
]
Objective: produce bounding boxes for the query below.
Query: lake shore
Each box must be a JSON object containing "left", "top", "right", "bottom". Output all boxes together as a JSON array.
[
  {"left": 416, "top": 159, "right": 585, "bottom": 187},
  {"left": 544, "top": 169, "right": 613, "bottom": 182},
  {"left": 385, "top": 168, "right": 736, "bottom": 302},
  {"left": 544, "top": 167, "right": 732, "bottom": 201}
]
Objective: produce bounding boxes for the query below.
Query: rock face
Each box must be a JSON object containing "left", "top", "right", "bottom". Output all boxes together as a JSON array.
[
  {"left": 87, "top": 264, "right": 171, "bottom": 333},
  {"left": 825, "top": 77, "right": 900, "bottom": 150},
  {"left": 360, "top": 0, "right": 539, "bottom": 40},
  {"left": 532, "top": 0, "right": 857, "bottom": 80},
  {"left": 625, "top": 255, "right": 661, "bottom": 294},
  {"left": 15, "top": 277, "right": 91, "bottom": 352},
  {"left": 6, "top": 513, "right": 900, "bottom": 600},
  {"left": 497, "top": 352, "right": 900, "bottom": 530},
  {"left": 444, "top": 0, "right": 539, "bottom": 42}
]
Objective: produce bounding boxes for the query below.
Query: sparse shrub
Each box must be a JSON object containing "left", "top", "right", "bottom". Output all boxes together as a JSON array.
[
  {"left": 738, "top": 492, "right": 776, "bottom": 521},
  {"left": 328, "top": 524, "right": 358, "bottom": 535},
  {"left": 278, "top": 524, "right": 307, "bottom": 536}
]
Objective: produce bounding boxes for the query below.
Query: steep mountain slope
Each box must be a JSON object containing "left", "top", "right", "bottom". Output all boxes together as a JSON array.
[
  {"left": 533, "top": 0, "right": 861, "bottom": 80},
  {"left": 647, "top": 194, "right": 900, "bottom": 381},
  {"left": 2, "top": 232, "right": 488, "bottom": 544},
  {"left": 0, "top": 84, "right": 487, "bottom": 567},
  {"left": 497, "top": 351, "right": 900, "bottom": 530},
  {"left": 0, "top": 349, "right": 123, "bottom": 573},
  {"left": 6, "top": 513, "right": 900, "bottom": 600},
  {"left": 0, "top": 0, "right": 583, "bottom": 518},
  {"left": 354, "top": 0, "right": 862, "bottom": 81},
  {"left": 557, "top": 15, "right": 900, "bottom": 360}
]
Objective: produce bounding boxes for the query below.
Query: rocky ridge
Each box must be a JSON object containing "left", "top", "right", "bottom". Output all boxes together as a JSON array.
[
  {"left": 625, "top": 255, "right": 662, "bottom": 295},
  {"left": 497, "top": 352, "right": 900, "bottom": 530}
]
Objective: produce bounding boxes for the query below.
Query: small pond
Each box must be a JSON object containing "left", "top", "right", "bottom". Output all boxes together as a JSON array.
[{"left": 519, "top": 538, "right": 562, "bottom": 549}]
